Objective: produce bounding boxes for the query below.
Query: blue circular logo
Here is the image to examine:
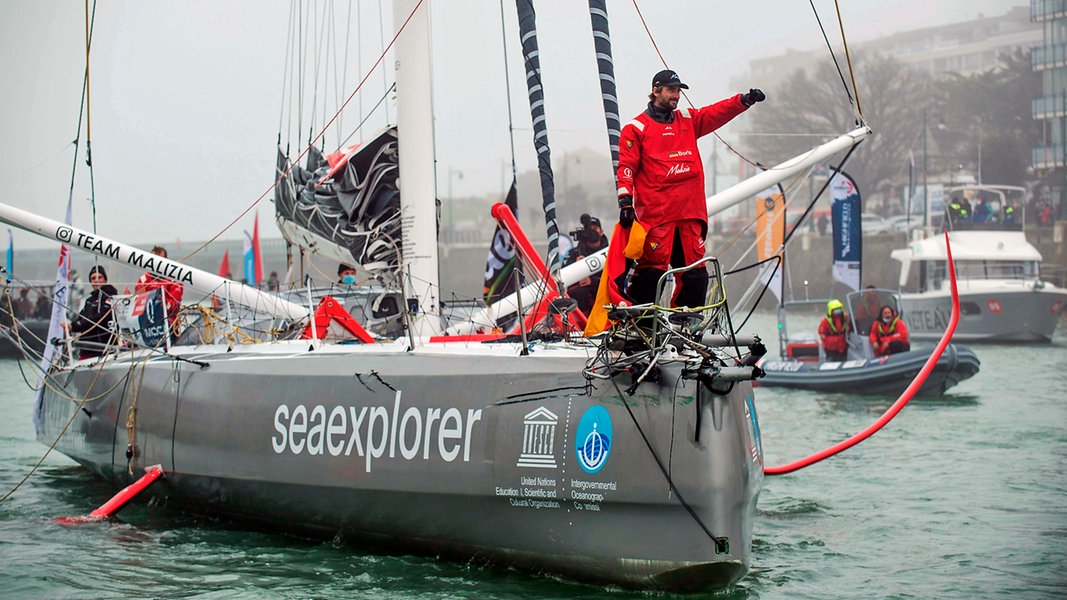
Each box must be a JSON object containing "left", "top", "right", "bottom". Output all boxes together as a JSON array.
[{"left": 575, "top": 405, "right": 612, "bottom": 474}]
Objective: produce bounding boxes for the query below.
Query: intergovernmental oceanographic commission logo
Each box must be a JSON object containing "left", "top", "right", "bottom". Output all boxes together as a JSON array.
[{"left": 575, "top": 406, "right": 612, "bottom": 474}]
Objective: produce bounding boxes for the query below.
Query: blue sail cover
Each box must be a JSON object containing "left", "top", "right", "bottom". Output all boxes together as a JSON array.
[
  {"left": 830, "top": 170, "right": 861, "bottom": 292},
  {"left": 274, "top": 127, "right": 401, "bottom": 275}
]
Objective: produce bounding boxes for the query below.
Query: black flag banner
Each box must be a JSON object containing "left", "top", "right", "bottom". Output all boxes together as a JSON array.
[{"left": 483, "top": 180, "right": 521, "bottom": 306}]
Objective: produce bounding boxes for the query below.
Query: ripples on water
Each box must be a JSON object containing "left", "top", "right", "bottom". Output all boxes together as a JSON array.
[{"left": 1, "top": 318, "right": 1065, "bottom": 599}]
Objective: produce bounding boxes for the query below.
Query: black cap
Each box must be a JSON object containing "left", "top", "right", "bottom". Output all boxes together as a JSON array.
[
  {"left": 337, "top": 263, "right": 356, "bottom": 275},
  {"left": 652, "top": 69, "right": 688, "bottom": 89},
  {"left": 89, "top": 265, "right": 108, "bottom": 280}
]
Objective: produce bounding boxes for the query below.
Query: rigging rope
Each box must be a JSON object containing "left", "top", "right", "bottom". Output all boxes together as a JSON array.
[
  {"left": 587, "top": 0, "right": 622, "bottom": 172},
  {"left": 338, "top": 0, "right": 353, "bottom": 147},
  {"left": 835, "top": 0, "right": 863, "bottom": 120},
  {"left": 83, "top": 0, "right": 98, "bottom": 245},
  {"left": 498, "top": 0, "right": 519, "bottom": 180},
  {"left": 180, "top": 0, "right": 423, "bottom": 263},
  {"left": 808, "top": 0, "right": 863, "bottom": 125}
]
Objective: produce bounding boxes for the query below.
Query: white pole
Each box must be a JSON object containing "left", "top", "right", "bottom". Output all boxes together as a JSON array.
[
  {"left": 393, "top": 0, "right": 441, "bottom": 337},
  {"left": 0, "top": 201, "right": 310, "bottom": 322},
  {"left": 704, "top": 126, "right": 871, "bottom": 217}
]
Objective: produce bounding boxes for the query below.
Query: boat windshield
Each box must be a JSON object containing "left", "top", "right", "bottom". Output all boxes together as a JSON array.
[
  {"left": 846, "top": 288, "right": 899, "bottom": 336},
  {"left": 955, "top": 260, "right": 1040, "bottom": 280},
  {"left": 919, "top": 259, "right": 1039, "bottom": 290}
]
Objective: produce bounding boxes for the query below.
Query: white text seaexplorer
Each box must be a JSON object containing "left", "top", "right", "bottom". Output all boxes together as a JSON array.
[{"left": 271, "top": 391, "right": 482, "bottom": 472}]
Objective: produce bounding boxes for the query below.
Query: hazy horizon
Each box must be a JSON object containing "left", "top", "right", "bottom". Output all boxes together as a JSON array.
[{"left": 1, "top": 0, "right": 1022, "bottom": 250}]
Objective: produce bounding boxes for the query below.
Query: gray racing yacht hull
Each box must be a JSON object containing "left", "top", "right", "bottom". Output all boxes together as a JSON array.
[{"left": 39, "top": 340, "right": 763, "bottom": 591}]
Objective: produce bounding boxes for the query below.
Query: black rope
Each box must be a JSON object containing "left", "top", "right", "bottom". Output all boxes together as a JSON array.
[
  {"left": 727, "top": 254, "right": 782, "bottom": 333},
  {"left": 728, "top": 142, "right": 863, "bottom": 334},
  {"left": 808, "top": 0, "right": 855, "bottom": 108},
  {"left": 606, "top": 374, "right": 730, "bottom": 554},
  {"left": 498, "top": 0, "right": 519, "bottom": 180}
]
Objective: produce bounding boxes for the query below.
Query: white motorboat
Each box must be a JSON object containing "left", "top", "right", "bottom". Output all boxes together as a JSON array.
[{"left": 891, "top": 185, "right": 1067, "bottom": 343}]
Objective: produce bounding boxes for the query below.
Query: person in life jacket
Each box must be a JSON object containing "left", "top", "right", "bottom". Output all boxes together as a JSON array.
[
  {"left": 869, "top": 304, "right": 910, "bottom": 356},
  {"left": 818, "top": 299, "right": 851, "bottom": 361},
  {"left": 616, "top": 69, "right": 764, "bottom": 308},
  {"left": 1003, "top": 203, "right": 1017, "bottom": 225},
  {"left": 947, "top": 197, "right": 971, "bottom": 226}
]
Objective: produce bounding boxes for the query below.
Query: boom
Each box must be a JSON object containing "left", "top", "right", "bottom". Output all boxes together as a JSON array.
[{"left": 0, "top": 201, "right": 310, "bottom": 322}]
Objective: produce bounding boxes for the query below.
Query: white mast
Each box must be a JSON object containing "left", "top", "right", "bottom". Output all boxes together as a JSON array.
[
  {"left": 0, "top": 201, "right": 310, "bottom": 322},
  {"left": 393, "top": 0, "right": 441, "bottom": 337}
]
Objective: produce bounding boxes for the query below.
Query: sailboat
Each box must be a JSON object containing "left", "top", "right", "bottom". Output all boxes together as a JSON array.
[
  {"left": 755, "top": 171, "right": 980, "bottom": 396},
  {"left": 0, "top": 1, "right": 875, "bottom": 591}
]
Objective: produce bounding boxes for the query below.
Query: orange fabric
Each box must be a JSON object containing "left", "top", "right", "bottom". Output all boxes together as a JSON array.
[{"left": 584, "top": 221, "right": 645, "bottom": 336}]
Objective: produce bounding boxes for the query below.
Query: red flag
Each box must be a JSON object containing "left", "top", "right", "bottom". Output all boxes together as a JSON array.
[
  {"left": 218, "top": 249, "right": 231, "bottom": 278},
  {"left": 253, "top": 212, "right": 264, "bottom": 286}
]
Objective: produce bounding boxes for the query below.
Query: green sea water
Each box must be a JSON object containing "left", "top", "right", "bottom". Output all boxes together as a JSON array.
[{"left": 1, "top": 315, "right": 1065, "bottom": 599}]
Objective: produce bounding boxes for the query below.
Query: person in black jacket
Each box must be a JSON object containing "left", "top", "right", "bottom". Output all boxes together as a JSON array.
[
  {"left": 565, "top": 214, "right": 610, "bottom": 315},
  {"left": 65, "top": 265, "right": 118, "bottom": 359}
]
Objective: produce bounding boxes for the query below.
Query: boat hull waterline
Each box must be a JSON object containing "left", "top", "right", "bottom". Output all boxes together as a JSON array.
[
  {"left": 901, "top": 287, "right": 1066, "bottom": 343},
  {"left": 756, "top": 344, "right": 980, "bottom": 396},
  {"left": 39, "top": 340, "right": 763, "bottom": 591}
]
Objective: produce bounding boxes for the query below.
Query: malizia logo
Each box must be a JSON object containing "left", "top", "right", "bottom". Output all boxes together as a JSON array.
[{"left": 575, "top": 406, "right": 612, "bottom": 474}]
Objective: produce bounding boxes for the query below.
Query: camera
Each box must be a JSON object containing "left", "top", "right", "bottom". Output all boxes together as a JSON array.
[
  {"left": 569, "top": 227, "right": 599, "bottom": 245},
  {"left": 569, "top": 213, "right": 602, "bottom": 245}
]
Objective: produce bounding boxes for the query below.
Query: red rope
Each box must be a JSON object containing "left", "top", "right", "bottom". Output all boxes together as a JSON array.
[{"left": 765, "top": 230, "right": 960, "bottom": 475}]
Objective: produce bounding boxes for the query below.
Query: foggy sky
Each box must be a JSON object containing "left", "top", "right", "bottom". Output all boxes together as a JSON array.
[{"left": 0, "top": 0, "right": 1020, "bottom": 250}]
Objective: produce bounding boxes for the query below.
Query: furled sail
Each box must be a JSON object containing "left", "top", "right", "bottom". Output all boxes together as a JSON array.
[
  {"left": 274, "top": 126, "right": 401, "bottom": 277},
  {"left": 514, "top": 0, "right": 563, "bottom": 281},
  {"left": 587, "top": 0, "right": 621, "bottom": 171}
]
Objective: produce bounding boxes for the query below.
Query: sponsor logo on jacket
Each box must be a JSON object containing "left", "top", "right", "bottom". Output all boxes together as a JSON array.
[{"left": 666, "top": 163, "right": 692, "bottom": 178}]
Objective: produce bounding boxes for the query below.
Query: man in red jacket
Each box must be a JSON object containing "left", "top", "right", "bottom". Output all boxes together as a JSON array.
[{"left": 617, "top": 69, "right": 764, "bottom": 307}]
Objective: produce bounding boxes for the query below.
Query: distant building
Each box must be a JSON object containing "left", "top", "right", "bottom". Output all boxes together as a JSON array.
[
  {"left": 1030, "top": 0, "right": 1067, "bottom": 218},
  {"left": 736, "top": 6, "right": 1038, "bottom": 90}
]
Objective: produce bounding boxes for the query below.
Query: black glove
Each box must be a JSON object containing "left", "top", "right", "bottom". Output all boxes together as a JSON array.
[
  {"left": 741, "top": 88, "right": 765, "bottom": 106},
  {"left": 618, "top": 196, "right": 635, "bottom": 228}
]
